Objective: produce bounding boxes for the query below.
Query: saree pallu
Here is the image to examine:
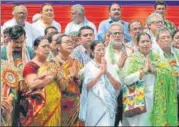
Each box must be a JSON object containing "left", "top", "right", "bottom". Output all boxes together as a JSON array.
[
  {"left": 150, "top": 64, "right": 178, "bottom": 126},
  {"left": 19, "top": 62, "right": 62, "bottom": 126},
  {"left": 60, "top": 58, "right": 83, "bottom": 126}
]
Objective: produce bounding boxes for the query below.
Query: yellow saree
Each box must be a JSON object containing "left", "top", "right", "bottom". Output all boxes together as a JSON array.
[{"left": 20, "top": 60, "right": 68, "bottom": 126}]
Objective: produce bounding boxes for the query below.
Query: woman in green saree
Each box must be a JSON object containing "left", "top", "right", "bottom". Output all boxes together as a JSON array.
[{"left": 122, "top": 32, "right": 178, "bottom": 126}]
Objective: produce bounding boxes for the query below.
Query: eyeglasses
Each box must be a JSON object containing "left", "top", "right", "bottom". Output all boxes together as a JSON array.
[
  {"left": 71, "top": 12, "right": 83, "bottom": 16},
  {"left": 159, "top": 36, "right": 171, "bottom": 40},
  {"left": 63, "top": 40, "right": 74, "bottom": 45},
  {"left": 16, "top": 12, "right": 27, "bottom": 15},
  {"left": 131, "top": 27, "right": 143, "bottom": 32},
  {"left": 110, "top": 32, "right": 123, "bottom": 36},
  {"left": 151, "top": 21, "right": 164, "bottom": 25}
]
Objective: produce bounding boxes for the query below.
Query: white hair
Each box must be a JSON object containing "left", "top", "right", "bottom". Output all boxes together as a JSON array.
[
  {"left": 156, "top": 27, "right": 171, "bottom": 41},
  {"left": 71, "top": 4, "right": 84, "bottom": 15},
  {"left": 12, "top": 5, "right": 27, "bottom": 16},
  {"left": 146, "top": 12, "right": 163, "bottom": 25},
  {"left": 109, "top": 22, "right": 124, "bottom": 33}
]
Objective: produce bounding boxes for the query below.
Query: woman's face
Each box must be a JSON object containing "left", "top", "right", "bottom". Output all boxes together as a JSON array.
[
  {"left": 173, "top": 31, "right": 179, "bottom": 48},
  {"left": 35, "top": 39, "right": 50, "bottom": 59},
  {"left": 58, "top": 36, "right": 74, "bottom": 55},
  {"left": 138, "top": 35, "right": 152, "bottom": 55},
  {"left": 93, "top": 43, "right": 105, "bottom": 62}
]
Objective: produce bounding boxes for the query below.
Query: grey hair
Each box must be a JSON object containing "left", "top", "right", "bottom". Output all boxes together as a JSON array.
[
  {"left": 155, "top": 27, "right": 171, "bottom": 41},
  {"left": 12, "top": 5, "right": 27, "bottom": 16},
  {"left": 71, "top": 4, "right": 84, "bottom": 15},
  {"left": 68, "top": 31, "right": 79, "bottom": 37},
  {"left": 108, "top": 22, "right": 124, "bottom": 33},
  {"left": 146, "top": 12, "right": 163, "bottom": 25}
]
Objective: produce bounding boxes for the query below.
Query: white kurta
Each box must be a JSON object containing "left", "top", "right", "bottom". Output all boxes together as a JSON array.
[
  {"left": 32, "top": 19, "right": 61, "bottom": 38},
  {"left": 65, "top": 18, "right": 98, "bottom": 40},
  {"left": 79, "top": 60, "right": 120, "bottom": 126},
  {"left": 3, "top": 18, "right": 36, "bottom": 48}
]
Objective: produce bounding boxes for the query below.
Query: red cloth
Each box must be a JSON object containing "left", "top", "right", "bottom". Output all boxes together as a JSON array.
[
  {"left": 20, "top": 61, "right": 46, "bottom": 126},
  {"left": 23, "top": 61, "right": 39, "bottom": 78}
]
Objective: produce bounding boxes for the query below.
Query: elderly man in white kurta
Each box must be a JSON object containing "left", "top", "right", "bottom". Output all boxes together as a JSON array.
[
  {"left": 3, "top": 5, "right": 35, "bottom": 48},
  {"left": 65, "top": 4, "right": 98, "bottom": 40}
]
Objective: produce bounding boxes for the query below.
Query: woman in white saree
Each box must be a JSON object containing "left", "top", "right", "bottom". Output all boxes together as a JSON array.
[{"left": 79, "top": 41, "right": 120, "bottom": 126}]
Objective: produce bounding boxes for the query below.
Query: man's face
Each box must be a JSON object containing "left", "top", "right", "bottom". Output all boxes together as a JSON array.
[
  {"left": 71, "top": 36, "right": 80, "bottom": 48},
  {"left": 148, "top": 16, "right": 164, "bottom": 34},
  {"left": 80, "top": 29, "right": 94, "bottom": 49},
  {"left": 157, "top": 31, "right": 172, "bottom": 51},
  {"left": 155, "top": 5, "right": 166, "bottom": 17},
  {"left": 71, "top": 8, "right": 84, "bottom": 24},
  {"left": 12, "top": 34, "right": 26, "bottom": 52},
  {"left": 109, "top": 25, "right": 124, "bottom": 46},
  {"left": 14, "top": 6, "right": 27, "bottom": 25},
  {"left": 46, "top": 28, "right": 57, "bottom": 37},
  {"left": 50, "top": 33, "right": 61, "bottom": 53},
  {"left": 41, "top": 5, "right": 54, "bottom": 20},
  {"left": 109, "top": 4, "right": 121, "bottom": 21},
  {"left": 129, "top": 22, "right": 143, "bottom": 39}
]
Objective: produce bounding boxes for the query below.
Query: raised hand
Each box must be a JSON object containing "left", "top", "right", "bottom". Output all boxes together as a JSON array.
[
  {"left": 69, "top": 63, "right": 78, "bottom": 78},
  {"left": 118, "top": 51, "right": 127, "bottom": 68},
  {"left": 100, "top": 57, "right": 107, "bottom": 74},
  {"left": 144, "top": 55, "right": 150, "bottom": 73}
]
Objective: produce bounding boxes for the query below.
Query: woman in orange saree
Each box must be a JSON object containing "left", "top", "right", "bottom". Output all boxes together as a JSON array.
[
  {"left": 19, "top": 36, "right": 68, "bottom": 126},
  {"left": 54, "top": 34, "right": 83, "bottom": 126}
]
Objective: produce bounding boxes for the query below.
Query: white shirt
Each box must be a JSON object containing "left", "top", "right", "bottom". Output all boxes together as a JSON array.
[
  {"left": 3, "top": 18, "right": 36, "bottom": 48},
  {"left": 65, "top": 18, "right": 98, "bottom": 40},
  {"left": 145, "top": 29, "right": 161, "bottom": 52},
  {"left": 32, "top": 19, "right": 61, "bottom": 38},
  {"left": 1, "top": 25, "right": 3, "bottom": 35}
]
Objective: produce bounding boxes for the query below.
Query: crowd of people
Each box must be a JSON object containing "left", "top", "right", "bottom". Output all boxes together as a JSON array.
[{"left": 1, "top": 1, "right": 179, "bottom": 126}]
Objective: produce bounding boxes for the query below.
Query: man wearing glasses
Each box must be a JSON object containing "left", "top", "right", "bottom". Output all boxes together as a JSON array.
[
  {"left": 127, "top": 20, "right": 143, "bottom": 52},
  {"left": 146, "top": 12, "right": 164, "bottom": 51},
  {"left": 65, "top": 4, "right": 97, "bottom": 40},
  {"left": 105, "top": 22, "right": 133, "bottom": 126},
  {"left": 3, "top": 5, "right": 35, "bottom": 48}
]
